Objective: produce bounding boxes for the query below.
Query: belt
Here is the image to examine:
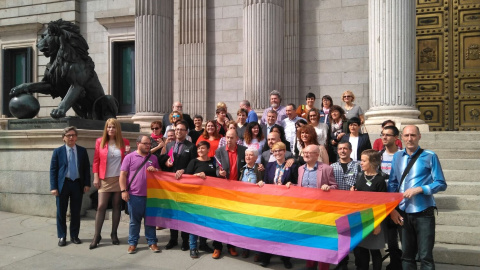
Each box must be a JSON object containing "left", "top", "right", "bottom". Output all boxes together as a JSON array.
[
  {"left": 404, "top": 206, "right": 437, "bottom": 217},
  {"left": 65, "top": 177, "right": 80, "bottom": 181}
]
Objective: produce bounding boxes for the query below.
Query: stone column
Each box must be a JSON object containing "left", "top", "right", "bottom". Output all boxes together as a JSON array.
[
  {"left": 283, "top": 0, "right": 299, "bottom": 106},
  {"left": 178, "top": 0, "right": 207, "bottom": 120},
  {"left": 243, "top": 0, "right": 284, "bottom": 110},
  {"left": 365, "top": 0, "right": 428, "bottom": 133},
  {"left": 132, "top": 0, "right": 173, "bottom": 131}
]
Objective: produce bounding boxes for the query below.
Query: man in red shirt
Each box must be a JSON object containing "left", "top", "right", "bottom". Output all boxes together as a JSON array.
[{"left": 213, "top": 129, "right": 247, "bottom": 258}]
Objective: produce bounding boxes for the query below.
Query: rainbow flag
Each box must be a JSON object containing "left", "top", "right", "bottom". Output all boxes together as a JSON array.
[{"left": 146, "top": 172, "right": 402, "bottom": 264}]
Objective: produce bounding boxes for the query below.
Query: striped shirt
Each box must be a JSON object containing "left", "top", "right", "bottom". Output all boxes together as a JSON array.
[{"left": 388, "top": 147, "right": 447, "bottom": 213}]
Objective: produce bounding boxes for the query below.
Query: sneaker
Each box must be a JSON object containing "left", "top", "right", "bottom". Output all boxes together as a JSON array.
[
  {"left": 212, "top": 249, "right": 221, "bottom": 259},
  {"left": 190, "top": 249, "right": 199, "bottom": 258},
  {"left": 127, "top": 245, "right": 136, "bottom": 254},
  {"left": 228, "top": 247, "right": 238, "bottom": 257},
  {"left": 149, "top": 244, "right": 160, "bottom": 253}
]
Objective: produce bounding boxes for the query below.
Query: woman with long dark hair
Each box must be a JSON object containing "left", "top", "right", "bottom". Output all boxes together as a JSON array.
[
  {"left": 196, "top": 120, "right": 222, "bottom": 157},
  {"left": 243, "top": 122, "right": 266, "bottom": 163}
]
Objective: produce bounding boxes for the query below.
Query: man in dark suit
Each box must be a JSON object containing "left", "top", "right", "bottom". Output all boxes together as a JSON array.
[
  {"left": 161, "top": 101, "right": 195, "bottom": 134},
  {"left": 160, "top": 120, "right": 197, "bottom": 251},
  {"left": 50, "top": 126, "right": 91, "bottom": 246},
  {"left": 212, "top": 129, "right": 247, "bottom": 259},
  {"left": 260, "top": 109, "right": 278, "bottom": 139}
]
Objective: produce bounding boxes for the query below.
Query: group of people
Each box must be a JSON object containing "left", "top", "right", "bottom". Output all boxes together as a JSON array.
[{"left": 49, "top": 90, "right": 446, "bottom": 270}]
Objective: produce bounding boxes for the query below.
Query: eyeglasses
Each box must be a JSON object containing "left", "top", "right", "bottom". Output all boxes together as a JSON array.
[
  {"left": 139, "top": 142, "right": 152, "bottom": 145},
  {"left": 151, "top": 127, "right": 160, "bottom": 130},
  {"left": 303, "top": 151, "right": 319, "bottom": 155},
  {"left": 64, "top": 134, "right": 76, "bottom": 138},
  {"left": 176, "top": 128, "right": 187, "bottom": 132},
  {"left": 343, "top": 95, "right": 352, "bottom": 98},
  {"left": 272, "top": 149, "right": 285, "bottom": 153},
  {"left": 380, "top": 133, "right": 395, "bottom": 137},
  {"left": 309, "top": 115, "right": 317, "bottom": 118},
  {"left": 172, "top": 115, "right": 180, "bottom": 118}
]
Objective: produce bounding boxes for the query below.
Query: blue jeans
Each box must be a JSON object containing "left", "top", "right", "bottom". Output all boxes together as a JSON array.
[
  {"left": 127, "top": 195, "right": 157, "bottom": 246},
  {"left": 189, "top": 234, "right": 207, "bottom": 250},
  {"left": 401, "top": 211, "right": 435, "bottom": 270}
]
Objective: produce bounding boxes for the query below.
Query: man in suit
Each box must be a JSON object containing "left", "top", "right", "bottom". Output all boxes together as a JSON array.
[
  {"left": 50, "top": 126, "right": 91, "bottom": 246},
  {"left": 162, "top": 101, "right": 195, "bottom": 134},
  {"left": 160, "top": 119, "right": 197, "bottom": 251},
  {"left": 212, "top": 129, "right": 247, "bottom": 258},
  {"left": 261, "top": 110, "right": 278, "bottom": 139}
]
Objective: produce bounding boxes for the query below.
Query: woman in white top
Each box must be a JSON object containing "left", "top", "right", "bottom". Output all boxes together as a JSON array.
[{"left": 306, "top": 108, "right": 328, "bottom": 146}]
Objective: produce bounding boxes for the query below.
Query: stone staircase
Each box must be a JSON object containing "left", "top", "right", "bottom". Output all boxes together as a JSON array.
[{"left": 419, "top": 132, "right": 480, "bottom": 266}]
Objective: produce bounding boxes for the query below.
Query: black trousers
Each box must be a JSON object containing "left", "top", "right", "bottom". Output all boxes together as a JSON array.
[
  {"left": 169, "top": 229, "right": 189, "bottom": 243},
  {"left": 56, "top": 179, "right": 83, "bottom": 238}
]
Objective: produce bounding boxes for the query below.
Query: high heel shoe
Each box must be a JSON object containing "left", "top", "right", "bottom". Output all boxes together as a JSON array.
[
  {"left": 89, "top": 235, "right": 102, "bottom": 250},
  {"left": 111, "top": 232, "right": 120, "bottom": 245}
]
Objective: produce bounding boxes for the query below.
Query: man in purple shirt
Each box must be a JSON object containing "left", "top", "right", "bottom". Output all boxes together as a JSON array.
[
  {"left": 260, "top": 90, "right": 287, "bottom": 125},
  {"left": 120, "top": 135, "right": 161, "bottom": 254}
]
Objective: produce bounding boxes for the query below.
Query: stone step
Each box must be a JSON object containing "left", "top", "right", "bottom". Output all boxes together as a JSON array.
[
  {"left": 440, "top": 159, "right": 480, "bottom": 170},
  {"left": 437, "top": 209, "right": 480, "bottom": 227},
  {"left": 421, "top": 132, "right": 480, "bottom": 142},
  {"left": 434, "top": 149, "right": 480, "bottom": 159},
  {"left": 435, "top": 194, "right": 480, "bottom": 211},
  {"left": 434, "top": 243, "right": 480, "bottom": 266},
  {"left": 443, "top": 170, "right": 480, "bottom": 182},
  {"left": 445, "top": 182, "right": 480, "bottom": 195},
  {"left": 421, "top": 141, "right": 480, "bottom": 149},
  {"left": 436, "top": 225, "right": 480, "bottom": 246}
]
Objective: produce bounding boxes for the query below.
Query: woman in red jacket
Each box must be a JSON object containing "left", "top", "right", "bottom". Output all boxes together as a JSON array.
[{"left": 90, "top": 118, "right": 130, "bottom": 249}]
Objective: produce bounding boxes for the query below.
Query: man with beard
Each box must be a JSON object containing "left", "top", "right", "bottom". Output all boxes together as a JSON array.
[{"left": 260, "top": 90, "right": 287, "bottom": 125}]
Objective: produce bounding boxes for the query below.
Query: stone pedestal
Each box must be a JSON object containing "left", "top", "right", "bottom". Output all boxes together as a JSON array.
[
  {"left": 243, "top": 0, "right": 284, "bottom": 110},
  {"left": 133, "top": 0, "right": 174, "bottom": 131},
  {"left": 365, "top": 0, "right": 428, "bottom": 133}
]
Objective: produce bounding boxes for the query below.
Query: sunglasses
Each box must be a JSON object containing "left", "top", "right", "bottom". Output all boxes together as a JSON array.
[
  {"left": 343, "top": 95, "right": 352, "bottom": 98},
  {"left": 172, "top": 115, "right": 180, "bottom": 118},
  {"left": 151, "top": 127, "right": 160, "bottom": 130}
]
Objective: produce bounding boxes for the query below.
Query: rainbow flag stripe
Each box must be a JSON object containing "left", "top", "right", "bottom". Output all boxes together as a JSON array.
[{"left": 146, "top": 172, "right": 402, "bottom": 263}]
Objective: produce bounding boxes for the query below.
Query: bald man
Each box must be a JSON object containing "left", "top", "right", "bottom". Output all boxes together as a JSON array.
[{"left": 162, "top": 101, "right": 195, "bottom": 133}]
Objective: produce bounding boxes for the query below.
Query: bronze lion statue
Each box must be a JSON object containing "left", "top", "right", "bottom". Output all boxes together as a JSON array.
[{"left": 10, "top": 19, "right": 118, "bottom": 120}]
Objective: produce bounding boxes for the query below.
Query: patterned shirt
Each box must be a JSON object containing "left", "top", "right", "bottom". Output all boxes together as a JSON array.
[
  {"left": 331, "top": 160, "right": 360, "bottom": 191},
  {"left": 388, "top": 147, "right": 447, "bottom": 213}
]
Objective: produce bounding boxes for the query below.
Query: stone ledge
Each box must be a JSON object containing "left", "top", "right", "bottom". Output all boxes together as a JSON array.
[
  {"left": 0, "top": 22, "right": 43, "bottom": 36},
  {"left": 95, "top": 8, "right": 134, "bottom": 30}
]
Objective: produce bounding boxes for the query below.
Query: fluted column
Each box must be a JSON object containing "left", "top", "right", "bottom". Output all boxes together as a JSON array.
[
  {"left": 365, "top": 0, "right": 427, "bottom": 132},
  {"left": 133, "top": 0, "right": 173, "bottom": 131},
  {"left": 283, "top": 0, "right": 299, "bottom": 106},
  {"left": 243, "top": 0, "right": 284, "bottom": 110},
  {"left": 178, "top": 0, "right": 207, "bottom": 120}
]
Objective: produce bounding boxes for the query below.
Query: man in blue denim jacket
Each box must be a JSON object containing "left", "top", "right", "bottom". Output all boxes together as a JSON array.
[{"left": 388, "top": 125, "right": 447, "bottom": 270}]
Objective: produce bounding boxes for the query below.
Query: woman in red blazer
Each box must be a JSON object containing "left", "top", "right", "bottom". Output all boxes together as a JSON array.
[{"left": 90, "top": 118, "right": 130, "bottom": 249}]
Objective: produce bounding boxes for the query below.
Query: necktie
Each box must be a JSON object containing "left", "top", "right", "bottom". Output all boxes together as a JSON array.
[
  {"left": 69, "top": 148, "right": 78, "bottom": 180},
  {"left": 173, "top": 142, "right": 182, "bottom": 154}
]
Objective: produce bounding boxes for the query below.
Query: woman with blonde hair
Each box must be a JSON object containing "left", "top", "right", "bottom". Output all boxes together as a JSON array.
[
  {"left": 163, "top": 111, "right": 184, "bottom": 137},
  {"left": 341, "top": 90, "right": 364, "bottom": 124},
  {"left": 90, "top": 118, "right": 130, "bottom": 249}
]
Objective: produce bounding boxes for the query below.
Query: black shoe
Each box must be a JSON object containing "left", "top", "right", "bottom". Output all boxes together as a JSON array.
[
  {"left": 283, "top": 260, "right": 292, "bottom": 269},
  {"left": 89, "top": 235, "right": 102, "bottom": 250},
  {"left": 58, "top": 238, "right": 66, "bottom": 247},
  {"left": 260, "top": 258, "right": 270, "bottom": 268},
  {"left": 71, "top": 237, "right": 82, "bottom": 244},
  {"left": 111, "top": 232, "right": 119, "bottom": 245},
  {"left": 181, "top": 241, "right": 189, "bottom": 251},
  {"left": 190, "top": 249, "right": 199, "bottom": 258},
  {"left": 198, "top": 244, "right": 214, "bottom": 253},
  {"left": 165, "top": 240, "right": 178, "bottom": 250}
]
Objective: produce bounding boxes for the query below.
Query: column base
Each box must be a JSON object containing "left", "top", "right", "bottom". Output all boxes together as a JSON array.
[
  {"left": 365, "top": 107, "right": 429, "bottom": 135},
  {"left": 131, "top": 113, "right": 165, "bottom": 133}
]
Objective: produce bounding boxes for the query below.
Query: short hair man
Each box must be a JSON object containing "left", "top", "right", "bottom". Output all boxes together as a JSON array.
[
  {"left": 236, "top": 108, "right": 248, "bottom": 140},
  {"left": 240, "top": 100, "right": 258, "bottom": 123},
  {"left": 119, "top": 135, "right": 161, "bottom": 254},
  {"left": 162, "top": 101, "right": 195, "bottom": 133},
  {"left": 50, "top": 126, "right": 91, "bottom": 247},
  {"left": 213, "top": 129, "right": 247, "bottom": 258},
  {"left": 372, "top": 119, "right": 403, "bottom": 151},
  {"left": 388, "top": 125, "right": 447, "bottom": 270},
  {"left": 379, "top": 125, "right": 402, "bottom": 270},
  {"left": 282, "top": 103, "right": 302, "bottom": 152},
  {"left": 160, "top": 119, "right": 197, "bottom": 251},
  {"left": 260, "top": 90, "right": 287, "bottom": 125},
  {"left": 330, "top": 141, "right": 361, "bottom": 269},
  {"left": 188, "top": 114, "right": 204, "bottom": 144},
  {"left": 261, "top": 110, "right": 278, "bottom": 138}
]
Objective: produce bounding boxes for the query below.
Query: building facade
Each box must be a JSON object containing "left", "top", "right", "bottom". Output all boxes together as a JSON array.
[{"left": 0, "top": 0, "right": 479, "bottom": 132}]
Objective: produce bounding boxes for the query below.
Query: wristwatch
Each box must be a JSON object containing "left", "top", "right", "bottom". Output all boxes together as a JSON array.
[{"left": 121, "top": 189, "right": 127, "bottom": 193}]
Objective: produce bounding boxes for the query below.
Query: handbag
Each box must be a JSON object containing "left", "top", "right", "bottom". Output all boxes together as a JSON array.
[{"left": 124, "top": 154, "right": 151, "bottom": 215}]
